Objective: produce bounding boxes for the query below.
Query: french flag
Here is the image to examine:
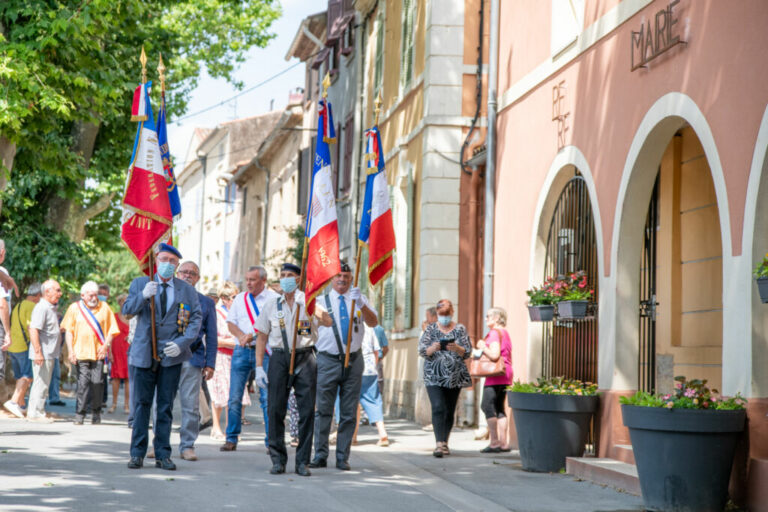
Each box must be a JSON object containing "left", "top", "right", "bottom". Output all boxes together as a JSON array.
[
  {"left": 121, "top": 81, "right": 173, "bottom": 274},
  {"left": 360, "top": 126, "right": 395, "bottom": 286},
  {"left": 303, "top": 99, "right": 341, "bottom": 314}
]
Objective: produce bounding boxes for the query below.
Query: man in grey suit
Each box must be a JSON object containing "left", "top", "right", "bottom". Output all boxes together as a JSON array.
[{"left": 123, "top": 244, "right": 202, "bottom": 471}]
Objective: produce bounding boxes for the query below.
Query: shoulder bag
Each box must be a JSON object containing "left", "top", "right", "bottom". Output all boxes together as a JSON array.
[{"left": 469, "top": 329, "right": 505, "bottom": 378}]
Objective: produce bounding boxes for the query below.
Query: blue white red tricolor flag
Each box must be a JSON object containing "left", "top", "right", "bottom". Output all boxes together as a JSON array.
[
  {"left": 304, "top": 99, "right": 341, "bottom": 314},
  {"left": 157, "top": 91, "right": 182, "bottom": 217},
  {"left": 360, "top": 126, "right": 395, "bottom": 286},
  {"left": 121, "top": 81, "right": 173, "bottom": 275}
]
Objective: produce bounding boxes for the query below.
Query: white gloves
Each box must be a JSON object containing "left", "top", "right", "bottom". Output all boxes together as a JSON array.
[
  {"left": 163, "top": 342, "right": 181, "bottom": 358},
  {"left": 255, "top": 366, "right": 268, "bottom": 389},
  {"left": 142, "top": 281, "right": 159, "bottom": 299},
  {"left": 349, "top": 287, "right": 368, "bottom": 307}
]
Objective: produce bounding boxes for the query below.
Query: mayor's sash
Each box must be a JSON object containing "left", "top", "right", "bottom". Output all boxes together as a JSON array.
[{"left": 77, "top": 300, "right": 109, "bottom": 371}]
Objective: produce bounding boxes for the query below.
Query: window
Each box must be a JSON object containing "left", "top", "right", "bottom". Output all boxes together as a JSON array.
[
  {"left": 400, "top": 0, "right": 416, "bottom": 90},
  {"left": 341, "top": 24, "right": 354, "bottom": 56},
  {"left": 297, "top": 145, "right": 312, "bottom": 215},
  {"left": 241, "top": 186, "right": 248, "bottom": 217},
  {"left": 225, "top": 182, "right": 236, "bottom": 214},
  {"left": 374, "top": 9, "right": 385, "bottom": 98}
]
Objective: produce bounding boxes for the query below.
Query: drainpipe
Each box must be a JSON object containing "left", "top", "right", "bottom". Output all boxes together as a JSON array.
[
  {"left": 483, "top": 0, "right": 499, "bottom": 333},
  {"left": 197, "top": 154, "right": 207, "bottom": 271}
]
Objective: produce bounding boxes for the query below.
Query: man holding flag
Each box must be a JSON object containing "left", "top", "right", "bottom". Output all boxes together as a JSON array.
[{"left": 61, "top": 281, "right": 121, "bottom": 425}]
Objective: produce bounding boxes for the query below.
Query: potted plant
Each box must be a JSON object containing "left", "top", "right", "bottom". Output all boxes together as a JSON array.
[
  {"left": 526, "top": 277, "right": 557, "bottom": 321},
  {"left": 754, "top": 253, "right": 768, "bottom": 303},
  {"left": 554, "top": 271, "right": 593, "bottom": 319},
  {"left": 507, "top": 377, "right": 599, "bottom": 472},
  {"left": 620, "top": 376, "right": 747, "bottom": 512}
]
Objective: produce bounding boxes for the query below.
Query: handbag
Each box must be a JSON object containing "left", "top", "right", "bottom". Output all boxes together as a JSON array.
[{"left": 469, "top": 329, "right": 505, "bottom": 378}]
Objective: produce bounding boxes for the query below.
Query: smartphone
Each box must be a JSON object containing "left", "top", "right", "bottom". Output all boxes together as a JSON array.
[{"left": 439, "top": 335, "right": 455, "bottom": 350}]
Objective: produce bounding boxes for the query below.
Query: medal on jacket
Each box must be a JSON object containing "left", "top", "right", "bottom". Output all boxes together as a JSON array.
[
  {"left": 177, "top": 303, "right": 190, "bottom": 333},
  {"left": 297, "top": 319, "right": 311, "bottom": 336}
]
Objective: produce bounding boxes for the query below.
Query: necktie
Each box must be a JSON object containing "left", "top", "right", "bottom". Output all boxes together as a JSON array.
[
  {"left": 339, "top": 295, "right": 349, "bottom": 349},
  {"left": 160, "top": 283, "right": 169, "bottom": 318}
]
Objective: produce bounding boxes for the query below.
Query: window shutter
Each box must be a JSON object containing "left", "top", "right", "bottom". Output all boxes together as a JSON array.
[
  {"left": 404, "top": 170, "right": 414, "bottom": 329},
  {"left": 298, "top": 143, "right": 312, "bottom": 215},
  {"left": 223, "top": 241, "right": 231, "bottom": 280},
  {"left": 374, "top": 11, "right": 385, "bottom": 96},
  {"left": 383, "top": 274, "right": 395, "bottom": 330}
]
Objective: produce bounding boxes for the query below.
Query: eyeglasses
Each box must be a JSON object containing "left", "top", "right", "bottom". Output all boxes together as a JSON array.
[{"left": 177, "top": 270, "right": 199, "bottom": 277}]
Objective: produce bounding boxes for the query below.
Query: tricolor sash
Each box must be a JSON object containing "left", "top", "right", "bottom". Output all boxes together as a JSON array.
[
  {"left": 244, "top": 293, "right": 267, "bottom": 353},
  {"left": 77, "top": 301, "right": 109, "bottom": 368}
]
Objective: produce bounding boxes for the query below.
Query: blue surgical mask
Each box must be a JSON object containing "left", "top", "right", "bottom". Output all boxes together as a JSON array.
[
  {"left": 98, "top": 295, "right": 107, "bottom": 302},
  {"left": 280, "top": 277, "right": 298, "bottom": 293},
  {"left": 157, "top": 261, "right": 176, "bottom": 279},
  {"left": 438, "top": 315, "right": 452, "bottom": 326}
]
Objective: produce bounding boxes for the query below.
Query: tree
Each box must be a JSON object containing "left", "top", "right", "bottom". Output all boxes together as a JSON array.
[{"left": 0, "top": 0, "right": 281, "bottom": 286}]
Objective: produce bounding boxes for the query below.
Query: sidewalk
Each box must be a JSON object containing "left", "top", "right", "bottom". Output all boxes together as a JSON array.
[{"left": 0, "top": 390, "right": 643, "bottom": 512}]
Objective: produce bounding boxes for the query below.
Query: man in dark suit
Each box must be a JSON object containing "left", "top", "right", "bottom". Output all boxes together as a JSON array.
[
  {"left": 123, "top": 244, "right": 202, "bottom": 471},
  {"left": 175, "top": 261, "right": 217, "bottom": 462}
]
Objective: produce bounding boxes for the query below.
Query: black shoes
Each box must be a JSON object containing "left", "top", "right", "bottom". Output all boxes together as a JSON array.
[
  {"left": 308, "top": 458, "right": 327, "bottom": 468},
  {"left": 49, "top": 400, "right": 66, "bottom": 406},
  {"left": 219, "top": 442, "right": 237, "bottom": 451},
  {"left": 198, "top": 419, "right": 213, "bottom": 432},
  {"left": 295, "top": 463, "right": 311, "bottom": 477},
  {"left": 92, "top": 417, "right": 101, "bottom": 425},
  {"left": 127, "top": 457, "right": 143, "bottom": 469},
  {"left": 155, "top": 458, "right": 177, "bottom": 471},
  {"left": 336, "top": 460, "right": 351, "bottom": 471},
  {"left": 270, "top": 463, "right": 286, "bottom": 475}
]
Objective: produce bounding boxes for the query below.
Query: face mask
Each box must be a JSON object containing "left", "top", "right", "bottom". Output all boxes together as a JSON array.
[
  {"left": 280, "top": 277, "right": 298, "bottom": 293},
  {"left": 157, "top": 261, "right": 176, "bottom": 279},
  {"left": 98, "top": 295, "right": 107, "bottom": 302},
  {"left": 438, "top": 315, "right": 452, "bottom": 327}
]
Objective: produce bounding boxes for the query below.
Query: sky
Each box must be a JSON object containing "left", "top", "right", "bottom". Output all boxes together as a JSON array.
[{"left": 167, "top": 0, "right": 321, "bottom": 164}]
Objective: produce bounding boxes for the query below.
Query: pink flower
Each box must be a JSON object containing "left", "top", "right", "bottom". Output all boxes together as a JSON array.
[
  {"left": 675, "top": 382, "right": 683, "bottom": 389},
  {"left": 684, "top": 388, "right": 696, "bottom": 398},
  {"left": 663, "top": 394, "right": 671, "bottom": 400}
]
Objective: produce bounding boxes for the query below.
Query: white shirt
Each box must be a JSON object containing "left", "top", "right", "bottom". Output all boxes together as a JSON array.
[
  {"left": 362, "top": 325, "right": 381, "bottom": 376},
  {"left": 227, "top": 288, "right": 279, "bottom": 336},
  {"left": 254, "top": 291, "right": 316, "bottom": 351},
  {"left": 315, "top": 289, "right": 376, "bottom": 354}
]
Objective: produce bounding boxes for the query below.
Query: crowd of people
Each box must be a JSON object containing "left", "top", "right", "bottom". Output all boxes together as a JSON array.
[{"left": 1, "top": 238, "right": 515, "bottom": 474}]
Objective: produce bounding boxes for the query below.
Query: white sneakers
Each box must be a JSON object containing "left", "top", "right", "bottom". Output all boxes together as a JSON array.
[
  {"left": 26, "top": 415, "right": 54, "bottom": 424},
  {"left": 3, "top": 400, "right": 24, "bottom": 419}
]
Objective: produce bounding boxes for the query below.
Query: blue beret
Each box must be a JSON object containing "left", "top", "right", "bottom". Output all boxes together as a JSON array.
[
  {"left": 281, "top": 262, "right": 301, "bottom": 275},
  {"left": 339, "top": 260, "right": 351, "bottom": 273},
  {"left": 157, "top": 243, "right": 182, "bottom": 259}
]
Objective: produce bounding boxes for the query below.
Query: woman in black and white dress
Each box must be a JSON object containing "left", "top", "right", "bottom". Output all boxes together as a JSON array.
[{"left": 418, "top": 299, "right": 471, "bottom": 457}]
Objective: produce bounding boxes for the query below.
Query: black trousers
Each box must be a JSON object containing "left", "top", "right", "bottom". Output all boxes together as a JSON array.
[
  {"left": 76, "top": 360, "right": 105, "bottom": 420},
  {"left": 267, "top": 349, "right": 316, "bottom": 467},
  {"left": 425, "top": 385, "right": 462, "bottom": 443},
  {"left": 130, "top": 363, "right": 182, "bottom": 459}
]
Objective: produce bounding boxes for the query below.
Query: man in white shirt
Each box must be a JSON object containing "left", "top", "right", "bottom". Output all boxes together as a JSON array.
[
  {"left": 220, "top": 265, "right": 278, "bottom": 452},
  {"left": 309, "top": 260, "right": 378, "bottom": 471},
  {"left": 254, "top": 262, "right": 326, "bottom": 477}
]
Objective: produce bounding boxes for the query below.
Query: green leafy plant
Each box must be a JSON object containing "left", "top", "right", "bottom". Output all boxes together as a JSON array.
[
  {"left": 619, "top": 376, "right": 746, "bottom": 410},
  {"left": 526, "top": 281, "right": 557, "bottom": 306},
  {"left": 753, "top": 252, "right": 768, "bottom": 279},
  {"left": 556, "top": 271, "right": 594, "bottom": 301},
  {"left": 508, "top": 376, "right": 599, "bottom": 396}
]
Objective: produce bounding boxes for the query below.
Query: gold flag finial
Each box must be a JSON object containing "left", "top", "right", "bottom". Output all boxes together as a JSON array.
[
  {"left": 140, "top": 47, "right": 148, "bottom": 84},
  {"left": 374, "top": 93, "right": 383, "bottom": 126},
  {"left": 157, "top": 53, "right": 166, "bottom": 92},
  {"left": 322, "top": 72, "right": 331, "bottom": 98}
]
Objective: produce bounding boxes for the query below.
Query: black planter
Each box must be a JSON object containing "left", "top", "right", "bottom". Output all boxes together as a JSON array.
[
  {"left": 556, "top": 300, "right": 589, "bottom": 319},
  {"left": 621, "top": 404, "right": 746, "bottom": 512},
  {"left": 508, "top": 391, "right": 599, "bottom": 472},
  {"left": 757, "top": 277, "right": 768, "bottom": 303},
  {"left": 527, "top": 305, "right": 554, "bottom": 322}
]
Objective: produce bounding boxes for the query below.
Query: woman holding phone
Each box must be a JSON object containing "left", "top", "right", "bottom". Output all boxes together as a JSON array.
[{"left": 418, "top": 299, "right": 471, "bottom": 457}]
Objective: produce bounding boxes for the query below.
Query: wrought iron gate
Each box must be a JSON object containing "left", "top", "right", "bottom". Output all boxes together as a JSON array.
[
  {"left": 542, "top": 174, "right": 599, "bottom": 383},
  {"left": 638, "top": 174, "right": 659, "bottom": 393}
]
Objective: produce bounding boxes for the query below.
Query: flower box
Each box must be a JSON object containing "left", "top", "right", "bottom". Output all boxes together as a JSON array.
[
  {"left": 756, "top": 276, "right": 768, "bottom": 303},
  {"left": 527, "top": 305, "right": 554, "bottom": 322},
  {"left": 556, "top": 300, "right": 589, "bottom": 319}
]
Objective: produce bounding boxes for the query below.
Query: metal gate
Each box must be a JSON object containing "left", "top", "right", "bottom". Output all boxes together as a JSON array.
[
  {"left": 638, "top": 174, "right": 660, "bottom": 393},
  {"left": 542, "top": 174, "right": 599, "bottom": 383}
]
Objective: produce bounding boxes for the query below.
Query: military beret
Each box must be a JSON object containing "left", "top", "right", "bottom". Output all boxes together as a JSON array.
[
  {"left": 281, "top": 262, "right": 301, "bottom": 275},
  {"left": 156, "top": 243, "right": 182, "bottom": 259},
  {"left": 339, "top": 260, "right": 352, "bottom": 273}
]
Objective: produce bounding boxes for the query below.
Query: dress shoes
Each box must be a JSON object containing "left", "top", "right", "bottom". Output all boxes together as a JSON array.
[
  {"left": 219, "top": 442, "right": 237, "bottom": 452},
  {"left": 155, "top": 458, "right": 177, "bottom": 471},
  {"left": 180, "top": 449, "right": 198, "bottom": 461},
  {"left": 308, "top": 458, "right": 327, "bottom": 468},
  {"left": 92, "top": 417, "right": 101, "bottom": 425},
  {"left": 295, "top": 463, "right": 311, "bottom": 477},
  {"left": 49, "top": 400, "right": 66, "bottom": 407},
  {"left": 198, "top": 419, "right": 213, "bottom": 432},
  {"left": 127, "top": 457, "right": 143, "bottom": 469},
  {"left": 270, "top": 463, "right": 286, "bottom": 474},
  {"left": 336, "top": 461, "right": 351, "bottom": 471}
]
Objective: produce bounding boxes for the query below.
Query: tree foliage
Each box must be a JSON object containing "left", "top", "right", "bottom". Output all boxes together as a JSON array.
[{"left": 0, "top": 0, "right": 280, "bottom": 287}]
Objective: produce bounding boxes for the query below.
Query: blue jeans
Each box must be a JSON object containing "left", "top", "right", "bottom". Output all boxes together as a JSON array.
[
  {"left": 226, "top": 347, "right": 269, "bottom": 444},
  {"left": 178, "top": 361, "right": 203, "bottom": 452},
  {"left": 130, "top": 363, "right": 182, "bottom": 459},
  {"left": 47, "top": 358, "right": 61, "bottom": 403}
]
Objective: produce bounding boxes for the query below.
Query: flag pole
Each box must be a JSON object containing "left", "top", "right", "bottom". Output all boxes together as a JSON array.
[{"left": 344, "top": 93, "right": 383, "bottom": 368}]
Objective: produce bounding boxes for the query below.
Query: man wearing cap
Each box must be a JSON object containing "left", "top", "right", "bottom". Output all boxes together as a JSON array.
[
  {"left": 254, "top": 262, "right": 327, "bottom": 477},
  {"left": 220, "top": 265, "right": 278, "bottom": 451},
  {"left": 309, "top": 260, "right": 378, "bottom": 471},
  {"left": 122, "top": 243, "right": 202, "bottom": 471}
]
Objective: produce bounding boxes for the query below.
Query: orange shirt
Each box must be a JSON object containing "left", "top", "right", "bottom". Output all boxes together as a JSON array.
[{"left": 61, "top": 301, "right": 120, "bottom": 361}]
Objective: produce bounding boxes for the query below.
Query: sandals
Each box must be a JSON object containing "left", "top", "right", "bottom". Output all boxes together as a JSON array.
[
  {"left": 376, "top": 437, "right": 390, "bottom": 447},
  {"left": 107, "top": 405, "right": 117, "bottom": 414},
  {"left": 432, "top": 448, "right": 444, "bottom": 458},
  {"left": 480, "top": 445, "right": 502, "bottom": 453},
  {"left": 441, "top": 445, "right": 450, "bottom": 456}
]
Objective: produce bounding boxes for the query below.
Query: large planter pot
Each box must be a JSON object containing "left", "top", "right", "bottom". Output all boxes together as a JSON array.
[
  {"left": 527, "top": 305, "right": 554, "bottom": 322},
  {"left": 556, "top": 300, "right": 589, "bottom": 319},
  {"left": 508, "top": 391, "right": 599, "bottom": 472},
  {"left": 621, "top": 404, "right": 746, "bottom": 512},
  {"left": 756, "top": 276, "right": 768, "bottom": 303}
]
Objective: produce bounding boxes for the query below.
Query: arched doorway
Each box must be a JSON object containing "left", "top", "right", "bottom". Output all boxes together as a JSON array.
[{"left": 542, "top": 173, "right": 599, "bottom": 383}]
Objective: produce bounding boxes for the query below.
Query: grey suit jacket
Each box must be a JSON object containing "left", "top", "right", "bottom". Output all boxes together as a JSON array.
[{"left": 123, "top": 275, "right": 202, "bottom": 368}]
